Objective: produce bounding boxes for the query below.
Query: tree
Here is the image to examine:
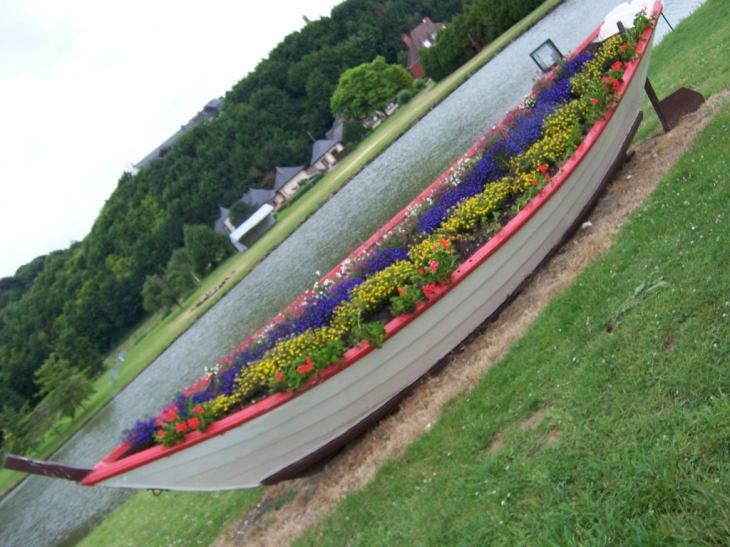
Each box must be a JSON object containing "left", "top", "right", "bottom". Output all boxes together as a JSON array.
[
  {"left": 141, "top": 248, "right": 199, "bottom": 314},
  {"left": 183, "top": 225, "right": 233, "bottom": 277},
  {"left": 330, "top": 56, "right": 415, "bottom": 121},
  {"left": 0, "top": 403, "right": 40, "bottom": 455},
  {"left": 34, "top": 354, "right": 93, "bottom": 420},
  {"left": 166, "top": 248, "right": 200, "bottom": 288},
  {"left": 141, "top": 274, "right": 181, "bottom": 313},
  {"left": 55, "top": 327, "right": 103, "bottom": 377}
]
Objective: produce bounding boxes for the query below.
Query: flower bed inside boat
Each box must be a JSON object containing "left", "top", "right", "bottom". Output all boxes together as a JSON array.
[{"left": 121, "top": 8, "right": 658, "bottom": 457}]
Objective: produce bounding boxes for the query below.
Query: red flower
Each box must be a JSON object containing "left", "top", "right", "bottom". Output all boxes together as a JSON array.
[
  {"left": 439, "top": 238, "right": 449, "bottom": 249},
  {"left": 418, "top": 268, "right": 424, "bottom": 274},
  {"left": 423, "top": 283, "right": 438, "bottom": 298},
  {"left": 590, "top": 97, "right": 598, "bottom": 106},
  {"left": 187, "top": 417, "right": 201, "bottom": 429},
  {"left": 532, "top": 179, "right": 538, "bottom": 187},
  {"left": 602, "top": 76, "right": 621, "bottom": 92},
  {"left": 175, "top": 422, "right": 188, "bottom": 433},
  {"left": 538, "top": 164, "right": 548, "bottom": 174},
  {"left": 275, "top": 370, "right": 283, "bottom": 382},
  {"left": 157, "top": 430, "right": 165, "bottom": 439},
  {"left": 610, "top": 60, "right": 623, "bottom": 72},
  {"left": 397, "top": 287, "right": 406, "bottom": 296},
  {"left": 297, "top": 356, "right": 314, "bottom": 374},
  {"left": 620, "top": 43, "right": 629, "bottom": 52},
  {"left": 156, "top": 405, "right": 178, "bottom": 425},
  {"left": 192, "top": 405, "right": 205, "bottom": 415},
  {"left": 429, "top": 260, "right": 439, "bottom": 273}
]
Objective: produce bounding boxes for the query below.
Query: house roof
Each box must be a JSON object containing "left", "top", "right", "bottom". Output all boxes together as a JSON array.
[
  {"left": 310, "top": 139, "right": 339, "bottom": 165},
  {"left": 410, "top": 17, "right": 443, "bottom": 49},
  {"left": 133, "top": 97, "right": 224, "bottom": 170},
  {"left": 240, "top": 188, "right": 274, "bottom": 207},
  {"left": 325, "top": 118, "right": 344, "bottom": 142},
  {"left": 273, "top": 166, "right": 305, "bottom": 191},
  {"left": 213, "top": 206, "right": 230, "bottom": 234},
  {"left": 403, "top": 17, "right": 445, "bottom": 70}
]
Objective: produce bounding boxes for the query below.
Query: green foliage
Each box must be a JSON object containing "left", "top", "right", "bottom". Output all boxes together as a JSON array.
[
  {"left": 0, "top": 403, "right": 41, "bottom": 455},
  {"left": 350, "top": 320, "right": 387, "bottom": 349},
  {"left": 397, "top": 88, "right": 413, "bottom": 105},
  {"left": 183, "top": 225, "right": 232, "bottom": 277},
  {"left": 141, "top": 275, "right": 180, "bottom": 314},
  {"left": 140, "top": 249, "right": 198, "bottom": 314},
  {"left": 34, "top": 354, "right": 93, "bottom": 420},
  {"left": 268, "top": 338, "right": 347, "bottom": 393},
  {"left": 0, "top": 255, "right": 46, "bottom": 310},
  {"left": 413, "top": 78, "right": 428, "bottom": 91},
  {"left": 342, "top": 120, "right": 368, "bottom": 145},
  {"left": 330, "top": 56, "right": 415, "bottom": 120},
  {"left": 54, "top": 328, "right": 103, "bottom": 377}
]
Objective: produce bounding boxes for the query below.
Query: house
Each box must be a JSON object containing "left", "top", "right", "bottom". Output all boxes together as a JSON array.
[
  {"left": 214, "top": 165, "right": 308, "bottom": 240},
  {"left": 269, "top": 166, "right": 309, "bottom": 209},
  {"left": 241, "top": 188, "right": 275, "bottom": 208},
  {"left": 401, "top": 17, "right": 445, "bottom": 79},
  {"left": 310, "top": 139, "right": 344, "bottom": 172},
  {"left": 131, "top": 97, "right": 224, "bottom": 172},
  {"left": 228, "top": 204, "right": 276, "bottom": 252},
  {"left": 214, "top": 121, "right": 343, "bottom": 246},
  {"left": 214, "top": 206, "right": 235, "bottom": 234},
  {"left": 214, "top": 190, "right": 271, "bottom": 239}
]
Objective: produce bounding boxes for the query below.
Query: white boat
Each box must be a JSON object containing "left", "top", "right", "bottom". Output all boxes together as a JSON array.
[{"left": 4, "top": 0, "right": 662, "bottom": 491}]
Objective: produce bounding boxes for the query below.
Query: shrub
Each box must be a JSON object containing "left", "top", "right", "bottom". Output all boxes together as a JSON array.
[{"left": 397, "top": 89, "right": 414, "bottom": 106}]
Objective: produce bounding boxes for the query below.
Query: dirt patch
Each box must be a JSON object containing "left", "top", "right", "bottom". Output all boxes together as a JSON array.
[
  {"left": 519, "top": 407, "right": 550, "bottom": 431},
  {"left": 485, "top": 405, "right": 552, "bottom": 457},
  {"left": 213, "top": 90, "right": 729, "bottom": 547},
  {"left": 486, "top": 438, "right": 506, "bottom": 457}
]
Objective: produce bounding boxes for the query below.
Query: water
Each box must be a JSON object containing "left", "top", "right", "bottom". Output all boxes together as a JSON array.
[{"left": 0, "top": 1, "right": 707, "bottom": 544}]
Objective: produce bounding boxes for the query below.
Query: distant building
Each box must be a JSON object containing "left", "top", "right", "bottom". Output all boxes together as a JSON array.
[
  {"left": 228, "top": 204, "right": 276, "bottom": 252},
  {"left": 269, "top": 166, "right": 308, "bottom": 209},
  {"left": 214, "top": 120, "right": 346, "bottom": 249},
  {"left": 214, "top": 206, "right": 234, "bottom": 234},
  {"left": 402, "top": 17, "right": 445, "bottom": 79},
  {"left": 130, "top": 97, "right": 224, "bottom": 173},
  {"left": 310, "top": 139, "right": 344, "bottom": 173}
]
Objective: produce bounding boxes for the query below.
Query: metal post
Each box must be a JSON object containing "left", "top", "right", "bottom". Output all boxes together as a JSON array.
[{"left": 644, "top": 78, "right": 671, "bottom": 133}]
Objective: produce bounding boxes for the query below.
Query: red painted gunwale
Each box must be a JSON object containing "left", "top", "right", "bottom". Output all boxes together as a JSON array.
[{"left": 82, "top": 3, "right": 659, "bottom": 487}]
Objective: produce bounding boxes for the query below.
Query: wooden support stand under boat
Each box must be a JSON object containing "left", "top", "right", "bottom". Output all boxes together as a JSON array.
[{"left": 3, "top": 454, "right": 91, "bottom": 482}]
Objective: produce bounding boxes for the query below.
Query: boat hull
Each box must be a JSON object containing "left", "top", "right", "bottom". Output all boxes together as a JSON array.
[{"left": 81, "top": 5, "right": 659, "bottom": 491}]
